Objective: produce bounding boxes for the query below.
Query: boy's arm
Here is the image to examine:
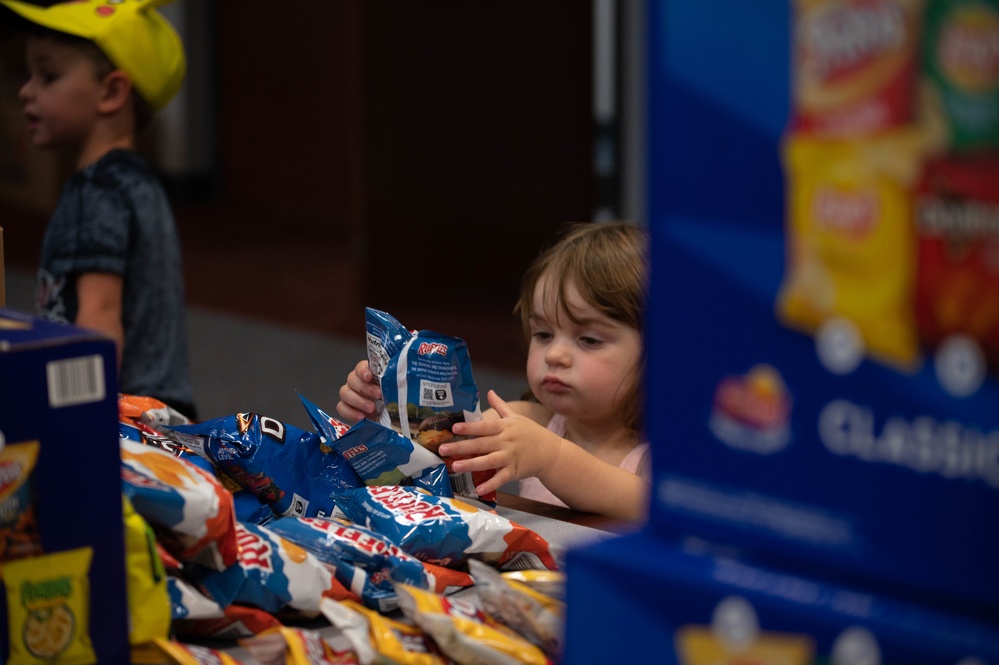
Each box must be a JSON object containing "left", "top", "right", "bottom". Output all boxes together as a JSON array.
[{"left": 75, "top": 272, "right": 124, "bottom": 365}]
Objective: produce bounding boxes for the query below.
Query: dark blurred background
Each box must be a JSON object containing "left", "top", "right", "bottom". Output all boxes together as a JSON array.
[{"left": 0, "top": 0, "right": 646, "bottom": 420}]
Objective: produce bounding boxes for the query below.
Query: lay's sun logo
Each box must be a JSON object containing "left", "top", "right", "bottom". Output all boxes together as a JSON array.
[
  {"left": 811, "top": 187, "right": 879, "bottom": 239},
  {"left": 806, "top": 0, "right": 907, "bottom": 79},
  {"left": 417, "top": 342, "right": 448, "bottom": 357},
  {"left": 236, "top": 524, "right": 275, "bottom": 572},
  {"left": 938, "top": 6, "right": 999, "bottom": 92},
  {"left": 0, "top": 460, "right": 23, "bottom": 495}
]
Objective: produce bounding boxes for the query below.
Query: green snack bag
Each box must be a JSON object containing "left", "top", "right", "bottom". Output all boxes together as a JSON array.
[{"left": 923, "top": 0, "right": 999, "bottom": 151}]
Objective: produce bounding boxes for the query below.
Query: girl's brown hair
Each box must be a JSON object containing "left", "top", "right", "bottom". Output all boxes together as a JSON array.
[{"left": 514, "top": 221, "right": 649, "bottom": 433}]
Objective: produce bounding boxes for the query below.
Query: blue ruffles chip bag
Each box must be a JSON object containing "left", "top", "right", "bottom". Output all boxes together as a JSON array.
[
  {"left": 163, "top": 413, "right": 363, "bottom": 519},
  {"left": 299, "top": 391, "right": 452, "bottom": 500},
  {"left": 333, "top": 485, "right": 559, "bottom": 572},
  {"left": 365, "top": 307, "right": 496, "bottom": 505},
  {"left": 191, "top": 522, "right": 357, "bottom": 619},
  {"left": 265, "top": 514, "right": 428, "bottom": 613}
]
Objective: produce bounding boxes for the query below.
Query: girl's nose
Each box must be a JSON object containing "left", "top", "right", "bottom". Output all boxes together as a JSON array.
[{"left": 544, "top": 338, "right": 571, "bottom": 367}]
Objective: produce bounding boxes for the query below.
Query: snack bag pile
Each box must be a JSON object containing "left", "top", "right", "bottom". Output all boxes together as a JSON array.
[
  {"left": 104, "top": 392, "right": 565, "bottom": 663},
  {"left": 300, "top": 393, "right": 452, "bottom": 498},
  {"left": 365, "top": 308, "right": 497, "bottom": 504},
  {"left": 777, "top": 0, "right": 999, "bottom": 394},
  {"left": 163, "top": 412, "right": 364, "bottom": 519}
]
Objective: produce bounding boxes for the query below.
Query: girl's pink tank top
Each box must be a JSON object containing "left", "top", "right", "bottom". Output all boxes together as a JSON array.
[{"left": 517, "top": 414, "right": 650, "bottom": 508}]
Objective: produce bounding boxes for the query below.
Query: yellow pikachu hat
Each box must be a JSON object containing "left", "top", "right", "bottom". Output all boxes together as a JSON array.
[{"left": 0, "top": 0, "right": 185, "bottom": 110}]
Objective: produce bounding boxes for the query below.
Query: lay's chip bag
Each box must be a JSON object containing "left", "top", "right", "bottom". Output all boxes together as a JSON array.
[
  {"left": 923, "top": 0, "right": 999, "bottom": 151},
  {"left": 776, "top": 129, "right": 926, "bottom": 371},
  {"left": 791, "top": 0, "right": 924, "bottom": 137}
]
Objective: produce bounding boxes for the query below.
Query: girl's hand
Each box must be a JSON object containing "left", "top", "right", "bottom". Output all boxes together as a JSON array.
[
  {"left": 439, "top": 390, "right": 565, "bottom": 496},
  {"left": 336, "top": 360, "right": 381, "bottom": 423}
]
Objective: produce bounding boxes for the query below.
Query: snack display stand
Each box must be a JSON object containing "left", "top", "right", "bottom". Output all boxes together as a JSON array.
[
  {"left": 0, "top": 308, "right": 129, "bottom": 663},
  {"left": 565, "top": 0, "right": 999, "bottom": 662}
]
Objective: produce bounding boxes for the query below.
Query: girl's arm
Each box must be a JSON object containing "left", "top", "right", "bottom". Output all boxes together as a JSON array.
[
  {"left": 442, "top": 390, "right": 649, "bottom": 523},
  {"left": 75, "top": 272, "right": 124, "bottom": 366}
]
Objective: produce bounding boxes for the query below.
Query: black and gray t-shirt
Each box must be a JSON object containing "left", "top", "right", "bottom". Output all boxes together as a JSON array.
[{"left": 37, "top": 149, "right": 195, "bottom": 416}]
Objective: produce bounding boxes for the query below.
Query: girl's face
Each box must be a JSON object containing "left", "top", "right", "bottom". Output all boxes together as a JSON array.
[
  {"left": 526, "top": 276, "right": 642, "bottom": 426},
  {"left": 19, "top": 36, "right": 104, "bottom": 150}
]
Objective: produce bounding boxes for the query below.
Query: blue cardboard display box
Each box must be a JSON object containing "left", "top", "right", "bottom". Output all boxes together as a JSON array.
[
  {"left": 563, "top": 530, "right": 999, "bottom": 664},
  {"left": 643, "top": 0, "right": 999, "bottom": 614},
  {"left": 0, "top": 308, "right": 129, "bottom": 663}
]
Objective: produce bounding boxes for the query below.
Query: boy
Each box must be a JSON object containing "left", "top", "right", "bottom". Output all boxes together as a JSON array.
[{"left": 1, "top": 0, "right": 196, "bottom": 418}]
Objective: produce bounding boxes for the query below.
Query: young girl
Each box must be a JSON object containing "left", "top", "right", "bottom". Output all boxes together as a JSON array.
[{"left": 337, "top": 221, "right": 651, "bottom": 522}]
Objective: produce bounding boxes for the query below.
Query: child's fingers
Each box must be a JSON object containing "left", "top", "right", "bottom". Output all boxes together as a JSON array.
[
  {"left": 337, "top": 383, "right": 376, "bottom": 421},
  {"left": 486, "top": 390, "right": 514, "bottom": 418},
  {"left": 449, "top": 450, "right": 505, "bottom": 476},
  {"left": 450, "top": 418, "right": 502, "bottom": 439}
]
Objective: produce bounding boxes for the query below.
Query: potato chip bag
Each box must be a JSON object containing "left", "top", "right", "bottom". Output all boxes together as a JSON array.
[
  {"left": 239, "top": 625, "right": 359, "bottom": 665},
  {"left": 469, "top": 558, "right": 564, "bottom": 659},
  {"left": 3, "top": 546, "right": 96, "bottom": 665},
  {"left": 321, "top": 598, "right": 448, "bottom": 665},
  {"left": 914, "top": 155, "right": 999, "bottom": 369},
  {"left": 131, "top": 637, "right": 248, "bottom": 665},
  {"left": 0, "top": 441, "right": 43, "bottom": 562},
  {"left": 121, "top": 438, "right": 238, "bottom": 570},
  {"left": 791, "top": 0, "right": 924, "bottom": 137},
  {"left": 365, "top": 308, "right": 496, "bottom": 505},
  {"left": 333, "top": 485, "right": 558, "bottom": 571},
  {"left": 164, "top": 413, "right": 363, "bottom": 519},
  {"left": 923, "top": 0, "right": 999, "bottom": 151},
  {"left": 394, "top": 582, "right": 549, "bottom": 665},
  {"left": 192, "top": 522, "right": 358, "bottom": 618},
  {"left": 776, "top": 129, "right": 925, "bottom": 371},
  {"left": 123, "top": 495, "right": 171, "bottom": 646}
]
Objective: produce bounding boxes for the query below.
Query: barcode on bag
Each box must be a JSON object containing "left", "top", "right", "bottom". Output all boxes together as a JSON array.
[{"left": 47, "top": 355, "right": 106, "bottom": 407}]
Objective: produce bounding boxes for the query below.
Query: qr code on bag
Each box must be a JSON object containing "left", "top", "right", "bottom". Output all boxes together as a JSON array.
[{"left": 420, "top": 380, "right": 454, "bottom": 407}]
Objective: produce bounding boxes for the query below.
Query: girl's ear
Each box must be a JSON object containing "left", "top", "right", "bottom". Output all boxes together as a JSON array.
[{"left": 98, "top": 70, "right": 133, "bottom": 114}]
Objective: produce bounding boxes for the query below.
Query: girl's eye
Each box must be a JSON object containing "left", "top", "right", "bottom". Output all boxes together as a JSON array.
[
  {"left": 532, "top": 331, "right": 553, "bottom": 341},
  {"left": 579, "top": 336, "right": 602, "bottom": 347}
]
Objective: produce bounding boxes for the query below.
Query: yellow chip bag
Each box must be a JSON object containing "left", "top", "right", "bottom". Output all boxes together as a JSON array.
[
  {"left": 131, "top": 637, "right": 247, "bottom": 664},
  {"left": 123, "top": 494, "right": 171, "bottom": 646},
  {"left": 322, "top": 598, "right": 448, "bottom": 665},
  {"left": 394, "top": 582, "right": 549, "bottom": 665},
  {"left": 3, "top": 546, "right": 97, "bottom": 665},
  {"left": 776, "top": 129, "right": 925, "bottom": 371},
  {"left": 675, "top": 624, "right": 814, "bottom": 665}
]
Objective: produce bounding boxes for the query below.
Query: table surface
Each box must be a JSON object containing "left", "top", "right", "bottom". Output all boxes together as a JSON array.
[{"left": 495, "top": 491, "right": 625, "bottom": 531}]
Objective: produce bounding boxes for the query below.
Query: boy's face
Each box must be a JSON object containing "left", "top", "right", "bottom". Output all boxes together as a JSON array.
[{"left": 18, "top": 35, "right": 105, "bottom": 150}]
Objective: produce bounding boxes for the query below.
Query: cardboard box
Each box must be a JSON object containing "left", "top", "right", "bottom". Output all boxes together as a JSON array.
[
  {"left": 564, "top": 530, "right": 999, "bottom": 664},
  {"left": 642, "top": 0, "right": 998, "bottom": 615},
  {"left": 0, "top": 308, "right": 128, "bottom": 663}
]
